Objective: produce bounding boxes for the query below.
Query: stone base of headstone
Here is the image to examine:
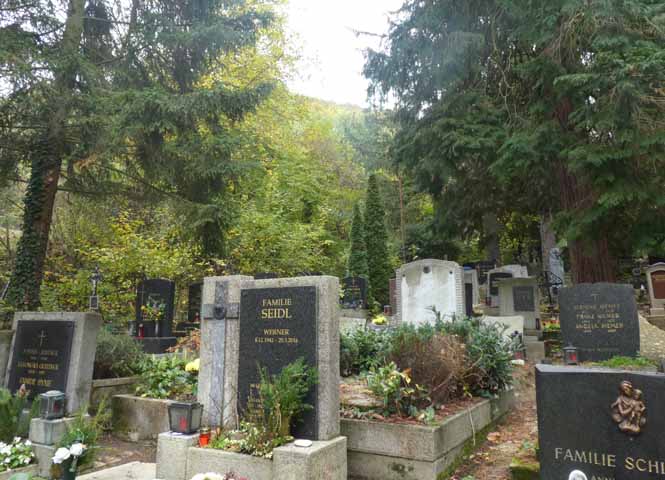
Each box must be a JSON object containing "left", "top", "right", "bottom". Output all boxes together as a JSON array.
[
  {"left": 137, "top": 336, "right": 177, "bottom": 354},
  {"left": 29, "top": 417, "right": 81, "bottom": 478},
  {"left": 650, "top": 307, "right": 665, "bottom": 317},
  {"left": 157, "top": 433, "right": 347, "bottom": 480},
  {"left": 0, "top": 330, "right": 12, "bottom": 386},
  {"left": 525, "top": 338, "right": 545, "bottom": 362},
  {"left": 340, "top": 308, "right": 367, "bottom": 334},
  {"left": 156, "top": 432, "right": 200, "bottom": 480}
]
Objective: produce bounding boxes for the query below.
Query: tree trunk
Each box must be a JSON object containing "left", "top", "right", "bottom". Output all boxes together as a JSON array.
[
  {"left": 482, "top": 213, "right": 501, "bottom": 263},
  {"left": 557, "top": 164, "right": 616, "bottom": 284},
  {"left": 5, "top": 0, "right": 86, "bottom": 310},
  {"left": 540, "top": 213, "right": 557, "bottom": 271}
]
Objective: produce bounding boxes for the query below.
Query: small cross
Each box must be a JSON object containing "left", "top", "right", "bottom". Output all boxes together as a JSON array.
[
  {"left": 38, "top": 330, "right": 47, "bottom": 348},
  {"left": 90, "top": 266, "right": 103, "bottom": 297}
]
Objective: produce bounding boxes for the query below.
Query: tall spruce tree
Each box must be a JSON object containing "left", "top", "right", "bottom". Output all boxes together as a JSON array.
[
  {"left": 364, "top": 174, "right": 392, "bottom": 306},
  {"left": 365, "top": 0, "right": 665, "bottom": 282},
  {"left": 347, "top": 203, "right": 369, "bottom": 277},
  {"left": 1, "top": 0, "right": 275, "bottom": 308}
]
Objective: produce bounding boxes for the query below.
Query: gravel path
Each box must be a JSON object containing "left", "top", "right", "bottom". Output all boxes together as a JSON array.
[{"left": 639, "top": 316, "right": 665, "bottom": 360}]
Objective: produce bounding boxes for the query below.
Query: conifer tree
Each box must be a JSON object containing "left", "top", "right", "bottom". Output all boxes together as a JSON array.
[
  {"left": 347, "top": 203, "right": 369, "bottom": 278},
  {"left": 364, "top": 174, "right": 392, "bottom": 307}
]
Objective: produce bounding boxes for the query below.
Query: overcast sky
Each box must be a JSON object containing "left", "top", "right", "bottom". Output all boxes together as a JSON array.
[{"left": 284, "top": 0, "right": 403, "bottom": 107}]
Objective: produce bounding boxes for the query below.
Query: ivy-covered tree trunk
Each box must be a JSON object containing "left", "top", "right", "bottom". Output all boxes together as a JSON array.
[
  {"left": 6, "top": 0, "right": 86, "bottom": 310},
  {"left": 482, "top": 213, "right": 501, "bottom": 263}
]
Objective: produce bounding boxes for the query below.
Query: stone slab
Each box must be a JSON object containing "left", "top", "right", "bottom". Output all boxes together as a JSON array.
[
  {"left": 536, "top": 364, "right": 665, "bottom": 480},
  {"left": 7, "top": 312, "right": 102, "bottom": 414},
  {"left": 112, "top": 394, "right": 171, "bottom": 441},
  {"left": 78, "top": 462, "right": 156, "bottom": 480},
  {"left": 0, "top": 464, "right": 39, "bottom": 480},
  {"left": 273, "top": 436, "right": 347, "bottom": 480},
  {"left": 525, "top": 339, "right": 546, "bottom": 362},
  {"left": 29, "top": 417, "right": 78, "bottom": 445},
  {"left": 498, "top": 278, "right": 540, "bottom": 330},
  {"left": 32, "top": 442, "right": 56, "bottom": 478},
  {"left": 186, "top": 447, "right": 273, "bottom": 480},
  {"left": 0, "top": 330, "right": 12, "bottom": 387},
  {"left": 559, "top": 283, "right": 640, "bottom": 361},
  {"left": 156, "top": 432, "right": 200, "bottom": 480}
]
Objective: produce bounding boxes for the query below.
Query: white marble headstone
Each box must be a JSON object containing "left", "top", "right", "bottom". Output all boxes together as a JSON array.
[{"left": 395, "top": 259, "right": 465, "bottom": 325}]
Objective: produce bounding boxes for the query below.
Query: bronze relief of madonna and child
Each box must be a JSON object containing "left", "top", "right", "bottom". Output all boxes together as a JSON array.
[{"left": 611, "top": 380, "right": 646, "bottom": 436}]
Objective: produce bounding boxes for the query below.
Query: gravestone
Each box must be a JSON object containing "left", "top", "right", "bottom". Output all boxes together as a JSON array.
[
  {"left": 135, "top": 278, "right": 176, "bottom": 337},
  {"left": 487, "top": 268, "right": 514, "bottom": 308},
  {"left": 465, "top": 282, "right": 473, "bottom": 317},
  {"left": 187, "top": 282, "right": 203, "bottom": 322},
  {"left": 548, "top": 247, "right": 565, "bottom": 290},
  {"left": 5, "top": 312, "right": 101, "bottom": 414},
  {"left": 498, "top": 277, "right": 541, "bottom": 330},
  {"left": 197, "top": 275, "right": 339, "bottom": 441},
  {"left": 340, "top": 277, "right": 368, "bottom": 309},
  {"left": 537, "top": 364, "right": 665, "bottom": 480},
  {"left": 395, "top": 259, "right": 465, "bottom": 325},
  {"left": 238, "top": 287, "right": 318, "bottom": 439},
  {"left": 464, "top": 269, "right": 480, "bottom": 306},
  {"left": 559, "top": 283, "right": 640, "bottom": 362},
  {"left": 646, "top": 263, "right": 665, "bottom": 317},
  {"left": 503, "top": 264, "right": 529, "bottom": 278}
]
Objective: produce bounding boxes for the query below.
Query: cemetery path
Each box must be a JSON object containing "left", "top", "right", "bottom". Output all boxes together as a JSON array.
[
  {"left": 450, "top": 363, "right": 537, "bottom": 480},
  {"left": 639, "top": 316, "right": 665, "bottom": 360},
  {"left": 90, "top": 434, "right": 156, "bottom": 472}
]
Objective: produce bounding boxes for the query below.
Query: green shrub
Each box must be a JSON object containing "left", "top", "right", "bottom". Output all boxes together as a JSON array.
[
  {"left": 340, "top": 328, "right": 392, "bottom": 375},
  {"left": 366, "top": 362, "right": 429, "bottom": 417},
  {"left": 0, "top": 386, "right": 35, "bottom": 443},
  {"left": 462, "top": 320, "right": 515, "bottom": 396},
  {"left": 595, "top": 356, "right": 656, "bottom": 369},
  {"left": 94, "top": 330, "right": 145, "bottom": 379},
  {"left": 135, "top": 356, "right": 197, "bottom": 400}
]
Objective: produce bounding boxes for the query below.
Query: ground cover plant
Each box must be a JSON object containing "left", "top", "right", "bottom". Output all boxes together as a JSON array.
[
  {"left": 135, "top": 356, "right": 198, "bottom": 401},
  {"left": 209, "top": 358, "right": 317, "bottom": 458}
]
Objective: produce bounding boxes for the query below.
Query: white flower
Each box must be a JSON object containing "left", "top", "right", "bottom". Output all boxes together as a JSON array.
[
  {"left": 24, "top": 440, "right": 31, "bottom": 446},
  {"left": 190, "top": 473, "right": 225, "bottom": 480},
  {"left": 13, "top": 437, "right": 20, "bottom": 444},
  {"left": 52, "top": 447, "right": 71, "bottom": 464},
  {"left": 0, "top": 446, "right": 10, "bottom": 456},
  {"left": 69, "top": 443, "right": 85, "bottom": 457}
]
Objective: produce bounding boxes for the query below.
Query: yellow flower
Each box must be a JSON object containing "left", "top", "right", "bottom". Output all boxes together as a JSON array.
[{"left": 185, "top": 358, "right": 200, "bottom": 373}]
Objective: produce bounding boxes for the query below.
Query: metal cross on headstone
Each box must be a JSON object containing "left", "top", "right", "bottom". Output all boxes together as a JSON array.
[{"left": 38, "top": 329, "right": 47, "bottom": 348}]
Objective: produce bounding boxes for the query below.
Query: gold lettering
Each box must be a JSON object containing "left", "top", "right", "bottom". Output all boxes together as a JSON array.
[
  {"left": 636, "top": 458, "right": 647, "bottom": 472},
  {"left": 555, "top": 448, "right": 563, "bottom": 460},
  {"left": 625, "top": 457, "right": 635, "bottom": 470}
]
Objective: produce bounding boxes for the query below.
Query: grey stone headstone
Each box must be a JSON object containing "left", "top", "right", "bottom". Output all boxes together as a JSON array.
[
  {"left": 5, "top": 312, "right": 101, "bottom": 414},
  {"left": 537, "top": 365, "right": 665, "bottom": 480},
  {"left": 559, "top": 283, "right": 639, "bottom": 362}
]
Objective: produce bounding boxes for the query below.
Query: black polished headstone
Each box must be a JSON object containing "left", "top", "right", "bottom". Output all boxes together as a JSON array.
[
  {"left": 559, "top": 283, "right": 639, "bottom": 362},
  {"left": 537, "top": 364, "right": 665, "bottom": 480},
  {"left": 238, "top": 286, "right": 318, "bottom": 439},
  {"left": 513, "top": 285, "right": 535, "bottom": 312},
  {"left": 135, "top": 279, "right": 175, "bottom": 337},
  {"left": 187, "top": 282, "right": 202, "bottom": 322},
  {"left": 341, "top": 277, "right": 368, "bottom": 309},
  {"left": 7, "top": 321, "right": 75, "bottom": 399},
  {"left": 489, "top": 272, "right": 513, "bottom": 296}
]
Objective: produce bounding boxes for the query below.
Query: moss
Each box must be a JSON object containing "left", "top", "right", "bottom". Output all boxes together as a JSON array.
[
  {"left": 437, "top": 420, "right": 502, "bottom": 480},
  {"left": 509, "top": 457, "right": 540, "bottom": 480}
]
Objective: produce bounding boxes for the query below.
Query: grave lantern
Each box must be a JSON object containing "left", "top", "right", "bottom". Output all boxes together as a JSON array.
[
  {"left": 168, "top": 402, "right": 203, "bottom": 434},
  {"left": 39, "top": 390, "right": 66, "bottom": 420},
  {"left": 564, "top": 345, "right": 579, "bottom": 366}
]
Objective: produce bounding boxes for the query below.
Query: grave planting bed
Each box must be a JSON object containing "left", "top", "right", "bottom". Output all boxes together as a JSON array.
[
  {"left": 112, "top": 394, "right": 172, "bottom": 441},
  {"left": 341, "top": 389, "right": 515, "bottom": 480},
  {"left": 0, "top": 464, "right": 39, "bottom": 480}
]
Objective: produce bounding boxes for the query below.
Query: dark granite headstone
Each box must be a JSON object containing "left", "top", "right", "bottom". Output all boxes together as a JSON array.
[
  {"left": 559, "top": 283, "right": 640, "bottom": 362},
  {"left": 187, "top": 282, "right": 203, "bottom": 322},
  {"left": 341, "top": 277, "right": 367, "bottom": 309},
  {"left": 135, "top": 279, "right": 175, "bottom": 337},
  {"left": 489, "top": 272, "right": 513, "bottom": 296},
  {"left": 7, "top": 320, "right": 75, "bottom": 399},
  {"left": 465, "top": 283, "right": 473, "bottom": 317},
  {"left": 513, "top": 285, "right": 535, "bottom": 312},
  {"left": 537, "top": 364, "right": 665, "bottom": 480},
  {"left": 238, "top": 286, "right": 318, "bottom": 439}
]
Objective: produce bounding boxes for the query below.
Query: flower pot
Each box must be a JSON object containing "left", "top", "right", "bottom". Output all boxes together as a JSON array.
[{"left": 61, "top": 469, "right": 76, "bottom": 480}]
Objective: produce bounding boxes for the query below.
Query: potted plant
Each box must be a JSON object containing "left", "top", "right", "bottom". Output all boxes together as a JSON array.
[
  {"left": 51, "top": 442, "right": 87, "bottom": 480},
  {"left": 168, "top": 358, "right": 203, "bottom": 434}
]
